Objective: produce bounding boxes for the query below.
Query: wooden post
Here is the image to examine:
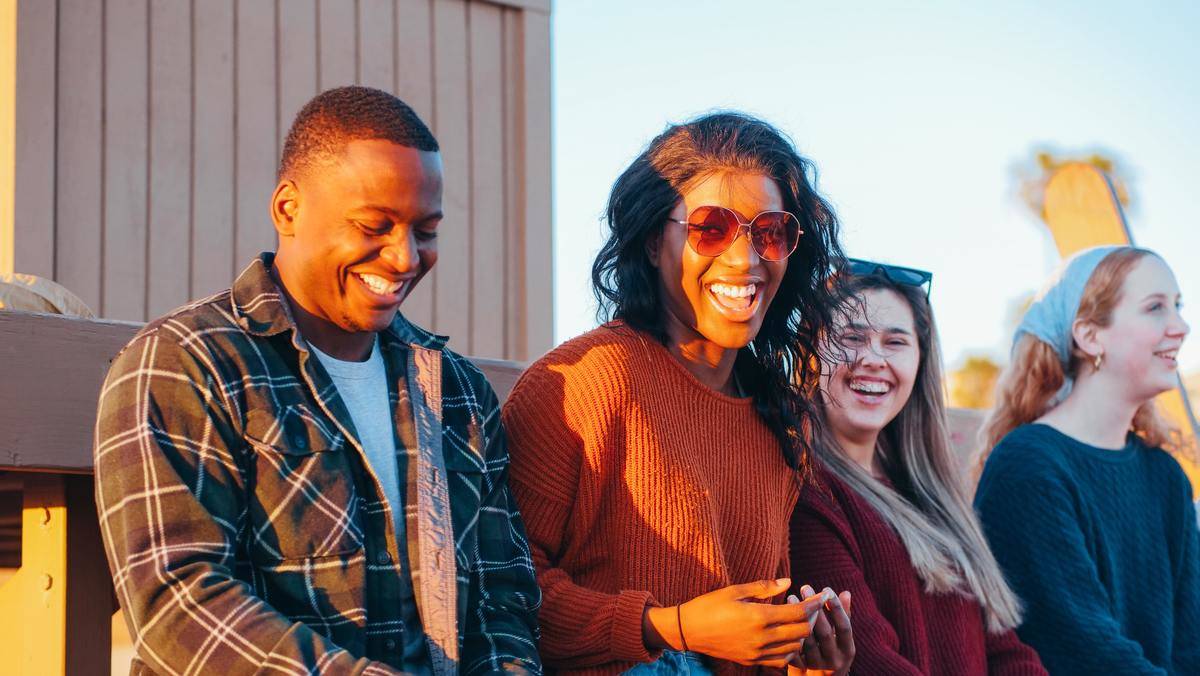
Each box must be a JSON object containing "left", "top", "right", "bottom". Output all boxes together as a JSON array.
[{"left": 0, "top": 474, "right": 113, "bottom": 676}]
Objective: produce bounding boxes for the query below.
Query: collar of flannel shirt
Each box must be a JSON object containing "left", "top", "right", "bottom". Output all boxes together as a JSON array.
[{"left": 230, "top": 252, "right": 449, "bottom": 352}]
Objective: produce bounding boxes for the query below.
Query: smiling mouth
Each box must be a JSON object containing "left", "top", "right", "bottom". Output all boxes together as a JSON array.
[
  {"left": 1155, "top": 349, "right": 1179, "bottom": 365},
  {"left": 354, "top": 272, "right": 405, "bottom": 299},
  {"left": 848, "top": 378, "right": 892, "bottom": 397},
  {"left": 706, "top": 282, "right": 760, "bottom": 317}
]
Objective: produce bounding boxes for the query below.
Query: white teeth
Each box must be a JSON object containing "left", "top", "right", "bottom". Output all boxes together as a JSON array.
[
  {"left": 849, "top": 380, "right": 891, "bottom": 394},
  {"left": 709, "top": 283, "right": 757, "bottom": 298},
  {"left": 357, "top": 273, "right": 402, "bottom": 295}
]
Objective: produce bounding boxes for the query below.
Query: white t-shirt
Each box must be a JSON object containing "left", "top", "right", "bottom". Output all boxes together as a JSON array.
[
  {"left": 309, "top": 337, "right": 430, "bottom": 672},
  {"left": 309, "top": 337, "right": 403, "bottom": 539}
]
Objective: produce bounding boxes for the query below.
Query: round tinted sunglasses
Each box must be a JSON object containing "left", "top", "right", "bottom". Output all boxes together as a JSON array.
[{"left": 666, "top": 205, "right": 803, "bottom": 262}]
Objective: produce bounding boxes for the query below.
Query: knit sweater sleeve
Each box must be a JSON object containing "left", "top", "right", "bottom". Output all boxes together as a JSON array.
[
  {"left": 983, "top": 627, "right": 1048, "bottom": 675},
  {"left": 500, "top": 357, "right": 660, "bottom": 669},
  {"left": 974, "top": 440, "right": 1167, "bottom": 675},
  {"left": 788, "top": 485, "right": 924, "bottom": 676}
]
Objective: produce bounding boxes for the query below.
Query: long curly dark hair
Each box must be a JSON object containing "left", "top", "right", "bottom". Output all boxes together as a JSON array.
[{"left": 591, "top": 112, "right": 846, "bottom": 470}]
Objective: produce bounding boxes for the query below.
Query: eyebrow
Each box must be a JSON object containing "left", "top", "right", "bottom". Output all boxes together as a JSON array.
[
  {"left": 351, "top": 206, "right": 444, "bottom": 224},
  {"left": 1139, "top": 292, "right": 1181, "bottom": 303},
  {"left": 846, "top": 321, "right": 913, "bottom": 335}
]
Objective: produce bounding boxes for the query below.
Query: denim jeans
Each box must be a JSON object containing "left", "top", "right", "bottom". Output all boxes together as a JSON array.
[{"left": 623, "top": 651, "right": 714, "bottom": 675}]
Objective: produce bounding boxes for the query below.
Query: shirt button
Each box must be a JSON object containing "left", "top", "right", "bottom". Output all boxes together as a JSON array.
[
  {"left": 384, "top": 638, "right": 397, "bottom": 652},
  {"left": 377, "top": 551, "right": 391, "bottom": 565}
]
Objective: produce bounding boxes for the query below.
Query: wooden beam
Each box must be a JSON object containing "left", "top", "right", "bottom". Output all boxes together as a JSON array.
[
  {"left": 0, "top": 311, "right": 527, "bottom": 473},
  {"left": 0, "top": 312, "right": 138, "bottom": 472},
  {"left": 522, "top": 8, "right": 553, "bottom": 360},
  {"left": 0, "top": 0, "right": 15, "bottom": 275},
  {"left": 12, "top": 0, "right": 56, "bottom": 279}
]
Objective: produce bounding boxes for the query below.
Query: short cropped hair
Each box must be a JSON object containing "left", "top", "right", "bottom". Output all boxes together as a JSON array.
[{"left": 278, "top": 85, "right": 439, "bottom": 179}]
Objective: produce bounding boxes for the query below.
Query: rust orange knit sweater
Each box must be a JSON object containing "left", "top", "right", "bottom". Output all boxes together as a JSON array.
[{"left": 502, "top": 323, "right": 799, "bottom": 675}]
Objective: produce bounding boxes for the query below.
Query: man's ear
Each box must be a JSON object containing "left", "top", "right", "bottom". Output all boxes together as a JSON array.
[
  {"left": 1071, "top": 317, "right": 1104, "bottom": 360},
  {"left": 271, "top": 179, "right": 300, "bottom": 237},
  {"left": 645, "top": 230, "right": 662, "bottom": 268}
]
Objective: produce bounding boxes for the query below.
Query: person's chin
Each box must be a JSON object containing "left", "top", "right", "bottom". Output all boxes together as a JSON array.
[
  {"left": 340, "top": 308, "right": 398, "bottom": 334},
  {"left": 698, "top": 317, "right": 764, "bottom": 350},
  {"left": 1144, "top": 378, "right": 1179, "bottom": 401}
]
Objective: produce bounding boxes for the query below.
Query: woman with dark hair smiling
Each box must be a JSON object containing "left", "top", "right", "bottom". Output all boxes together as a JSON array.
[
  {"left": 502, "top": 113, "right": 854, "bottom": 675},
  {"left": 789, "top": 263, "right": 1045, "bottom": 675}
]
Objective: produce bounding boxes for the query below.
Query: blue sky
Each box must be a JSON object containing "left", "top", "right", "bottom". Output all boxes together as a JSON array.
[{"left": 551, "top": 1, "right": 1200, "bottom": 373}]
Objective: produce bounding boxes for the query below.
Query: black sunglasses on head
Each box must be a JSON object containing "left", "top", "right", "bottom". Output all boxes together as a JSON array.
[{"left": 844, "top": 258, "right": 933, "bottom": 297}]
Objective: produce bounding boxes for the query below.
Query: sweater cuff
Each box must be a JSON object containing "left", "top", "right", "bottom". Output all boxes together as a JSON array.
[{"left": 610, "top": 590, "right": 662, "bottom": 664}]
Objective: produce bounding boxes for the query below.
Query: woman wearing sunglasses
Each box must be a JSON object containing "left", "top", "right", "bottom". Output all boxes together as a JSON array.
[
  {"left": 501, "top": 113, "right": 854, "bottom": 675},
  {"left": 789, "top": 263, "right": 1046, "bottom": 674},
  {"left": 975, "top": 247, "right": 1199, "bottom": 675}
]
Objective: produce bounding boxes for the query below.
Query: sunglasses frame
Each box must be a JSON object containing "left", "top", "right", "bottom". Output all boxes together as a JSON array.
[
  {"left": 666, "top": 205, "right": 804, "bottom": 262},
  {"left": 844, "top": 258, "right": 934, "bottom": 298}
]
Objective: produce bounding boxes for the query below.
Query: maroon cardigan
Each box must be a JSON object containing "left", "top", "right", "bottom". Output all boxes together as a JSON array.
[{"left": 789, "top": 465, "right": 1046, "bottom": 676}]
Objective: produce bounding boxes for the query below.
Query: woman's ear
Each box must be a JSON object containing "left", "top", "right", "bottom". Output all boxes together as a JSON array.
[
  {"left": 1071, "top": 318, "right": 1104, "bottom": 361},
  {"left": 645, "top": 230, "right": 662, "bottom": 268}
]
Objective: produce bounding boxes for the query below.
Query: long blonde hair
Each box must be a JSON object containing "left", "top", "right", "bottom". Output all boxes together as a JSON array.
[
  {"left": 981, "top": 248, "right": 1184, "bottom": 463},
  {"left": 816, "top": 274, "right": 1024, "bottom": 633}
]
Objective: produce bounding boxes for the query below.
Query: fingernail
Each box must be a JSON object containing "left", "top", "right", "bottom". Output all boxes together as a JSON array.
[
  {"left": 801, "top": 584, "right": 815, "bottom": 597},
  {"left": 787, "top": 594, "right": 800, "bottom": 604}
]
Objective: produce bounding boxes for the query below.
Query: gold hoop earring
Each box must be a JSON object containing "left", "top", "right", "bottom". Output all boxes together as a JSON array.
[{"left": 1093, "top": 352, "right": 1104, "bottom": 371}]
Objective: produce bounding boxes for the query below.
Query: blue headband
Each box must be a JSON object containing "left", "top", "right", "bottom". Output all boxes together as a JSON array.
[{"left": 1014, "top": 245, "right": 1123, "bottom": 369}]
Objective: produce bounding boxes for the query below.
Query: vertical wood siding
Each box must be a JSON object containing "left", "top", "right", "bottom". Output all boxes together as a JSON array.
[{"left": 13, "top": 0, "right": 552, "bottom": 361}]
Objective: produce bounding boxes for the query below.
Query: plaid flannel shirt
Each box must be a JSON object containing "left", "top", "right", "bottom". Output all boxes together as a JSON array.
[{"left": 95, "top": 254, "right": 542, "bottom": 675}]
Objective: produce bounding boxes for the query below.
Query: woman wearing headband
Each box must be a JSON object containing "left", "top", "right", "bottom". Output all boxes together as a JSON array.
[
  {"left": 789, "top": 261, "right": 1046, "bottom": 674},
  {"left": 975, "top": 246, "right": 1199, "bottom": 674},
  {"left": 502, "top": 113, "right": 854, "bottom": 674}
]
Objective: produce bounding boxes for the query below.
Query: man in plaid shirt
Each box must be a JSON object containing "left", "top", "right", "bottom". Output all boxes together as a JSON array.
[{"left": 94, "top": 87, "right": 541, "bottom": 675}]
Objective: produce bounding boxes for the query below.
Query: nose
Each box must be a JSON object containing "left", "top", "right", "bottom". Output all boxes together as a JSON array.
[
  {"left": 719, "top": 224, "right": 761, "bottom": 268},
  {"left": 379, "top": 229, "right": 420, "bottom": 274},
  {"left": 1168, "top": 308, "right": 1190, "bottom": 340},
  {"left": 857, "top": 340, "right": 888, "bottom": 369}
]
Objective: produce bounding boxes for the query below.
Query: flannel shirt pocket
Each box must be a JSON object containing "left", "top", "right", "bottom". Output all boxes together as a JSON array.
[
  {"left": 243, "top": 405, "right": 365, "bottom": 562},
  {"left": 445, "top": 447, "right": 484, "bottom": 564}
]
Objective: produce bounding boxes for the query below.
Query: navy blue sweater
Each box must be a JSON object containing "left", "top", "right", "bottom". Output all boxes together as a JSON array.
[{"left": 975, "top": 424, "right": 1200, "bottom": 675}]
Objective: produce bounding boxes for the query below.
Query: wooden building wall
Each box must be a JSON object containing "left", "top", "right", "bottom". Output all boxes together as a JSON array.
[{"left": 8, "top": 0, "right": 552, "bottom": 361}]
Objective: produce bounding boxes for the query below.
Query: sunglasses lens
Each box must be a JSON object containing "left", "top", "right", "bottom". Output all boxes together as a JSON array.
[
  {"left": 845, "top": 260, "right": 875, "bottom": 276},
  {"left": 750, "top": 212, "right": 801, "bottom": 261},
  {"left": 687, "top": 206, "right": 740, "bottom": 256},
  {"left": 890, "top": 269, "right": 929, "bottom": 286}
]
